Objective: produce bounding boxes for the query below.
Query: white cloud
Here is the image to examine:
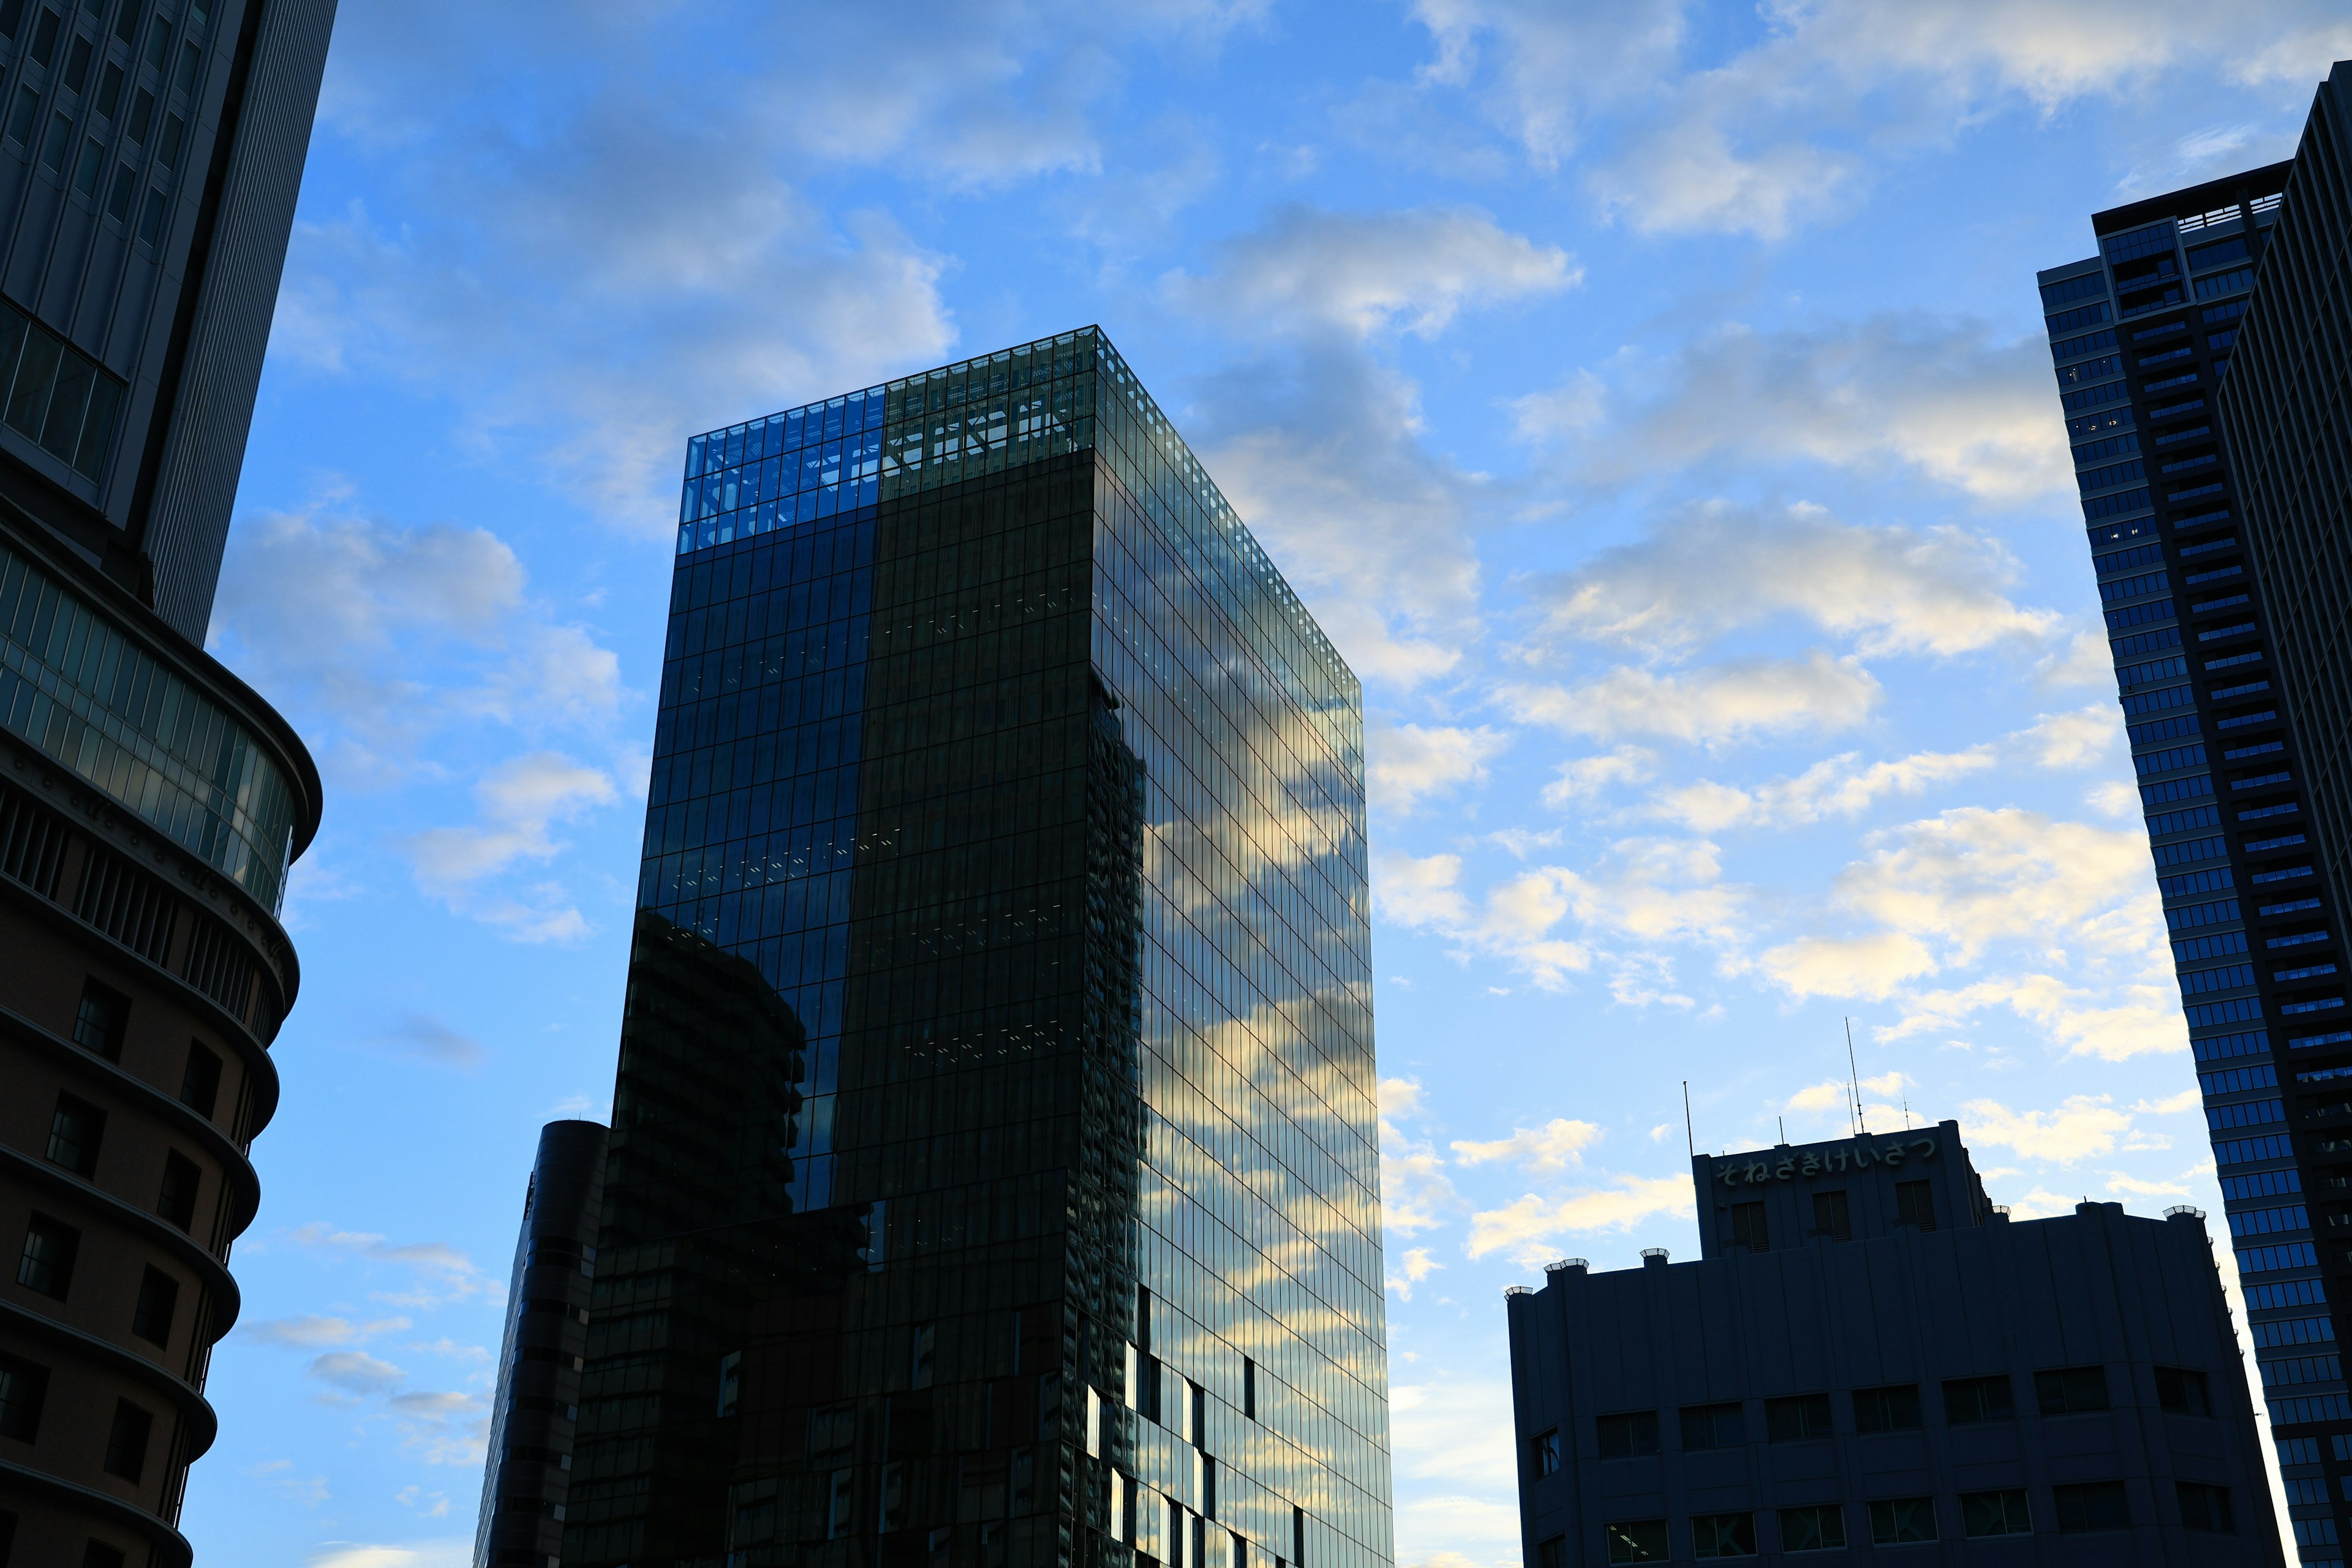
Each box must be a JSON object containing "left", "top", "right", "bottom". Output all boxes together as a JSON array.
[
  {"left": 309, "top": 1351, "right": 406, "bottom": 1393},
  {"left": 306, "top": 1542, "right": 472, "bottom": 1568},
  {"left": 1650, "top": 745, "right": 1996, "bottom": 833},
  {"left": 1370, "top": 722, "right": 1510, "bottom": 814},
  {"left": 401, "top": 753, "right": 620, "bottom": 941},
  {"left": 1379, "top": 839, "right": 1742, "bottom": 992},
  {"left": 1390, "top": 1375, "right": 1528, "bottom": 1567},
  {"left": 243, "top": 1315, "right": 410, "bottom": 1349},
  {"left": 288, "top": 1223, "right": 494, "bottom": 1307},
  {"left": 1525, "top": 503, "right": 2058, "bottom": 658},
  {"left": 1379, "top": 1075, "right": 1462, "bottom": 1236},
  {"left": 1505, "top": 652, "right": 1882, "bottom": 745},
  {"left": 1762, "top": 807, "right": 2153, "bottom": 987},
  {"left": 1466, "top": 1175, "right": 1694, "bottom": 1261},
  {"left": 1452, "top": 1118, "right": 1604, "bottom": 1172},
  {"left": 1167, "top": 205, "right": 1578, "bottom": 339},
  {"left": 1404, "top": 0, "right": 1687, "bottom": 168},
  {"left": 2019, "top": 705, "right": 2122, "bottom": 769},
  {"left": 211, "top": 502, "right": 628, "bottom": 807},
  {"left": 1407, "top": 0, "right": 2350, "bottom": 238},
  {"left": 1540, "top": 746, "right": 1658, "bottom": 809},
  {"left": 1961, "top": 1095, "right": 2136, "bottom": 1164},
  {"left": 375, "top": 1014, "right": 486, "bottom": 1069},
  {"left": 1386, "top": 1246, "right": 1444, "bottom": 1300},
  {"left": 1175, "top": 206, "right": 1571, "bottom": 687}
]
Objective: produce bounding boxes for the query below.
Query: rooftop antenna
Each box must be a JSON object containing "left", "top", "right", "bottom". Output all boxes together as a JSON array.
[
  {"left": 1846, "top": 1017, "right": 1868, "bottom": 1136},
  {"left": 1904, "top": 1099, "right": 1912, "bottom": 1131},
  {"left": 1778, "top": 1115, "right": 1787, "bottom": 1145},
  {"left": 1683, "top": 1081, "right": 1695, "bottom": 1159}
]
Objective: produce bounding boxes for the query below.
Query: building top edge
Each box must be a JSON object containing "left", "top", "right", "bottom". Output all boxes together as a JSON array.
[
  {"left": 677, "top": 325, "right": 1362, "bottom": 699},
  {"left": 2092, "top": 160, "right": 2296, "bottom": 237},
  {"left": 2037, "top": 257, "right": 2103, "bottom": 285}
]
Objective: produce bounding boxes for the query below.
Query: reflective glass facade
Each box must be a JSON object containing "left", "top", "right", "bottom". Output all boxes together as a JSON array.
[
  {"left": 0, "top": 532, "right": 298, "bottom": 909},
  {"left": 570, "top": 329, "right": 1391, "bottom": 1568},
  {"left": 2040, "top": 165, "right": 2352, "bottom": 1553}
]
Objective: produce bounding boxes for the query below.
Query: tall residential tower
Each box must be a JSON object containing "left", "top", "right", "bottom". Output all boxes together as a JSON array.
[
  {"left": 557, "top": 330, "right": 1392, "bottom": 1568},
  {"left": 0, "top": 0, "right": 333, "bottom": 1563},
  {"left": 2040, "top": 153, "right": 2348, "bottom": 1558}
]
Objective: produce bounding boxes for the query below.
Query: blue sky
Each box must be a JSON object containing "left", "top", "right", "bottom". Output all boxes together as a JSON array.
[{"left": 188, "top": 4, "right": 2352, "bottom": 1565}]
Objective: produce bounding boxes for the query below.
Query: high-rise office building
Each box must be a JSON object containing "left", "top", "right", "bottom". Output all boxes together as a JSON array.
[
  {"left": 2214, "top": 58, "right": 2352, "bottom": 1561},
  {"left": 474, "top": 1120, "right": 608, "bottom": 1568},
  {"left": 2040, "top": 153, "right": 2352, "bottom": 1558},
  {"left": 0, "top": 0, "right": 333, "bottom": 1562},
  {"left": 1508, "top": 1122, "right": 2281, "bottom": 1564},
  {"left": 559, "top": 328, "right": 1392, "bottom": 1567},
  {"left": 2219, "top": 62, "right": 2352, "bottom": 1022}
]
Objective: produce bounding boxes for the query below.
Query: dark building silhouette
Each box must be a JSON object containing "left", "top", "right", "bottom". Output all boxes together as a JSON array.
[
  {"left": 2208, "top": 61, "right": 2352, "bottom": 1559},
  {"left": 0, "top": 0, "right": 333, "bottom": 1563},
  {"left": 1508, "top": 1123, "right": 2282, "bottom": 1565},
  {"left": 2038, "top": 147, "right": 2352, "bottom": 1556},
  {"left": 557, "top": 329, "right": 1390, "bottom": 1567},
  {"left": 474, "top": 1120, "right": 609, "bottom": 1568}
]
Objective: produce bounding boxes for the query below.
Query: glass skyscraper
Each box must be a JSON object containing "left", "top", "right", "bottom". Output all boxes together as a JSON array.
[
  {"left": 560, "top": 329, "right": 1392, "bottom": 1568},
  {"left": 2040, "top": 161, "right": 2352, "bottom": 1556}
]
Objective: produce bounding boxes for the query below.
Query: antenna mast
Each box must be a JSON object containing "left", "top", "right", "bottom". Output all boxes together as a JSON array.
[
  {"left": 1845, "top": 1017, "right": 1868, "bottom": 1136},
  {"left": 1683, "top": 1080, "right": 1695, "bottom": 1159}
]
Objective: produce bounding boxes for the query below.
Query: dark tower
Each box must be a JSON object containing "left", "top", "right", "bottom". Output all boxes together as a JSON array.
[
  {"left": 2212, "top": 57, "right": 2352, "bottom": 1559},
  {"left": 0, "top": 1, "right": 333, "bottom": 1563},
  {"left": 2038, "top": 135, "right": 2350, "bottom": 1554},
  {"left": 474, "top": 1120, "right": 609, "bottom": 1568},
  {"left": 562, "top": 329, "right": 1393, "bottom": 1567}
]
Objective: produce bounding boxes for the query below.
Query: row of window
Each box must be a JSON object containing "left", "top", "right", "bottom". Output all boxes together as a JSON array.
[
  {"left": 1, "top": 0, "right": 198, "bottom": 254},
  {"left": 0, "top": 1351, "right": 154, "bottom": 1483},
  {"left": 1565, "top": 1480, "right": 2236, "bottom": 1563},
  {"left": 1539, "top": 1366, "right": 2205, "bottom": 1466}
]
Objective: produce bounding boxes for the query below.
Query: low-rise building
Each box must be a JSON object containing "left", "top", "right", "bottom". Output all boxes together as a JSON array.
[{"left": 1507, "top": 1120, "right": 2282, "bottom": 1564}]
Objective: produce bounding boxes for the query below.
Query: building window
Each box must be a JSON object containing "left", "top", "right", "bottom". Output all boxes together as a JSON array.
[
  {"left": 84, "top": 1542, "right": 127, "bottom": 1568},
  {"left": 715, "top": 1350, "right": 740, "bottom": 1416},
  {"left": 1692, "top": 1513, "right": 1755, "bottom": 1558},
  {"left": 96, "top": 58, "right": 121, "bottom": 116},
  {"left": 1960, "top": 1490, "right": 2030, "bottom": 1537},
  {"left": 876, "top": 1460, "right": 904, "bottom": 1534},
  {"left": 1597, "top": 1410, "right": 1660, "bottom": 1458},
  {"left": 1811, "top": 1189, "right": 1850, "bottom": 1241},
  {"left": 824, "top": 1468, "right": 853, "bottom": 1538},
  {"left": 1868, "top": 1498, "right": 1937, "bottom": 1544},
  {"left": 102, "top": 1398, "right": 151, "bottom": 1482},
  {"left": 131, "top": 1267, "right": 178, "bottom": 1345},
  {"left": 1728, "top": 1200, "right": 1768, "bottom": 1252},
  {"left": 1243, "top": 1357, "right": 1256, "bottom": 1419},
  {"left": 45, "top": 1092, "right": 105, "bottom": 1175},
  {"left": 1529, "top": 1428, "right": 1559, "bottom": 1476},
  {"left": 156, "top": 1149, "right": 200, "bottom": 1231},
  {"left": 2154, "top": 1365, "right": 2211, "bottom": 1415},
  {"left": 1765, "top": 1393, "right": 1832, "bottom": 1442},
  {"left": 2035, "top": 1365, "right": 2110, "bottom": 1415},
  {"left": 910, "top": 1322, "right": 933, "bottom": 1389},
  {"left": 2053, "top": 1481, "right": 2130, "bottom": 1532},
  {"left": 73, "top": 979, "right": 128, "bottom": 1060},
  {"left": 1604, "top": 1520, "right": 1668, "bottom": 1564},
  {"left": 0, "top": 1352, "right": 49, "bottom": 1440},
  {"left": 2179, "top": 1482, "right": 2235, "bottom": 1532},
  {"left": 15, "top": 1214, "right": 78, "bottom": 1299},
  {"left": 1941, "top": 1374, "right": 2013, "bottom": 1423},
  {"left": 1851, "top": 1384, "right": 1920, "bottom": 1433},
  {"left": 1536, "top": 1537, "right": 1566, "bottom": 1568},
  {"left": 1893, "top": 1178, "right": 1934, "bottom": 1230},
  {"left": 5, "top": 86, "right": 36, "bottom": 145},
  {"left": 1777, "top": 1505, "right": 1845, "bottom": 1551},
  {"left": 1679, "top": 1401, "right": 1744, "bottom": 1450},
  {"left": 180, "top": 1042, "right": 223, "bottom": 1118}
]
